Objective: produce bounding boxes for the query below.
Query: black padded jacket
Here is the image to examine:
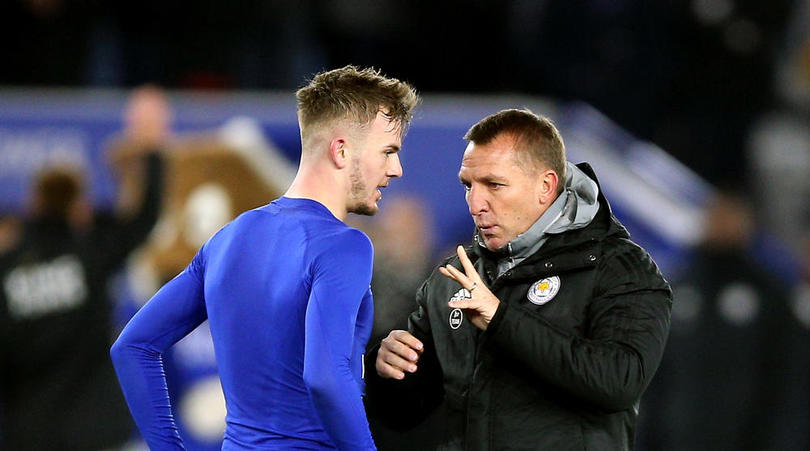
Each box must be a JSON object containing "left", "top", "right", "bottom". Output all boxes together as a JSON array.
[{"left": 366, "top": 163, "right": 672, "bottom": 451}]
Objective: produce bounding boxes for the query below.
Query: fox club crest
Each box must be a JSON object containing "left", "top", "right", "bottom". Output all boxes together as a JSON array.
[{"left": 527, "top": 276, "right": 561, "bottom": 305}]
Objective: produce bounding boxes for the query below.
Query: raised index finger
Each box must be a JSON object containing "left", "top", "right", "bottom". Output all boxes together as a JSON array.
[{"left": 455, "top": 245, "right": 480, "bottom": 281}]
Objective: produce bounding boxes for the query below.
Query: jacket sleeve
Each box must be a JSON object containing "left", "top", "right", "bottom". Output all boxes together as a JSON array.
[
  {"left": 109, "top": 247, "right": 208, "bottom": 450},
  {"left": 98, "top": 150, "right": 164, "bottom": 270},
  {"left": 303, "top": 229, "right": 377, "bottom": 451},
  {"left": 486, "top": 242, "right": 672, "bottom": 412},
  {"left": 364, "top": 277, "right": 444, "bottom": 430}
]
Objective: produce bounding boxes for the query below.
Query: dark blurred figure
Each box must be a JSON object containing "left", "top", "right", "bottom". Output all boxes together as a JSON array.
[
  {"left": 639, "top": 189, "right": 790, "bottom": 451},
  {"left": 0, "top": 218, "right": 21, "bottom": 256},
  {"left": 367, "top": 195, "right": 435, "bottom": 346},
  {"left": 0, "top": 87, "right": 166, "bottom": 450},
  {"left": 768, "top": 231, "right": 810, "bottom": 450},
  {"left": 364, "top": 195, "right": 442, "bottom": 451}
]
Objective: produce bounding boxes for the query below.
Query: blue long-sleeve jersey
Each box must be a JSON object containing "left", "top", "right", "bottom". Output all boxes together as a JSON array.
[{"left": 111, "top": 197, "right": 377, "bottom": 450}]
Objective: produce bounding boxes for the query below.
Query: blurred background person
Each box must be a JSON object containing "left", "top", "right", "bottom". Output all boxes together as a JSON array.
[
  {"left": 0, "top": 87, "right": 167, "bottom": 450},
  {"left": 0, "top": 217, "right": 20, "bottom": 256},
  {"left": 638, "top": 189, "right": 791, "bottom": 451},
  {"left": 352, "top": 195, "right": 443, "bottom": 451},
  {"left": 748, "top": 0, "right": 810, "bottom": 256},
  {"left": 365, "top": 195, "right": 435, "bottom": 347},
  {"left": 767, "top": 230, "right": 810, "bottom": 450}
]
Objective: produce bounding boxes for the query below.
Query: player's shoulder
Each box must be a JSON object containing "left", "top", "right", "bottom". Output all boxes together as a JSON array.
[
  {"left": 316, "top": 224, "right": 372, "bottom": 253},
  {"left": 208, "top": 207, "right": 259, "bottom": 236},
  {"left": 306, "top": 225, "right": 373, "bottom": 275},
  {"left": 193, "top": 206, "right": 266, "bottom": 254},
  {"left": 217, "top": 203, "right": 286, "bottom": 235}
]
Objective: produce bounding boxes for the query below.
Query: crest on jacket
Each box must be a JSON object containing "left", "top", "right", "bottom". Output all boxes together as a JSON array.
[
  {"left": 527, "top": 276, "right": 561, "bottom": 305},
  {"left": 449, "top": 308, "right": 463, "bottom": 329},
  {"left": 448, "top": 287, "right": 471, "bottom": 329}
]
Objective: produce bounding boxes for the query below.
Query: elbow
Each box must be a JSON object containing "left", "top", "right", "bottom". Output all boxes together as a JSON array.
[
  {"left": 109, "top": 337, "right": 127, "bottom": 368},
  {"left": 109, "top": 334, "right": 144, "bottom": 370},
  {"left": 302, "top": 366, "right": 331, "bottom": 400},
  {"left": 587, "top": 368, "right": 648, "bottom": 413},
  {"left": 591, "top": 387, "right": 643, "bottom": 413},
  {"left": 584, "top": 344, "right": 653, "bottom": 413}
]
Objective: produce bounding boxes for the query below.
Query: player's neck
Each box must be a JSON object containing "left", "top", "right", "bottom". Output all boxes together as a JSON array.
[{"left": 285, "top": 165, "right": 348, "bottom": 221}]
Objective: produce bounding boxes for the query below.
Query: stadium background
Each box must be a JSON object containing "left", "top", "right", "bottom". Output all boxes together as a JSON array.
[{"left": 1, "top": 0, "right": 809, "bottom": 449}]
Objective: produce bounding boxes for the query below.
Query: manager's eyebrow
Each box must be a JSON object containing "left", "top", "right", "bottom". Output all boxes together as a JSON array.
[
  {"left": 480, "top": 174, "right": 508, "bottom": 183},
  {"left": 459, "top": 172, "right": 508, "bottom": 184}
]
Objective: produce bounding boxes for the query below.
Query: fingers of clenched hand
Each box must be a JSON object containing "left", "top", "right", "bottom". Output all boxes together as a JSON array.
[
  {"left": 390, "top": 330, "right": 424, "bottom": 352},
  {"left": 376, "top": 331, "right": 423, "bottom": 380}
]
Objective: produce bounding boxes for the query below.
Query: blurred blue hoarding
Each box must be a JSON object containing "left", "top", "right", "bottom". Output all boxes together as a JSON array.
[{"left": 0, "top": 89, "right": 702, "bottom": 274}]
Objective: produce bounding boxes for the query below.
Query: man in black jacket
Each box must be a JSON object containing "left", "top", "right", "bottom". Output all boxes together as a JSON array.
[
  {"left": 366, "top": 109, "right": 671, "bottom": 450},
  {"left": 0, "top": 88, "right": 165, "bottom": 450}
]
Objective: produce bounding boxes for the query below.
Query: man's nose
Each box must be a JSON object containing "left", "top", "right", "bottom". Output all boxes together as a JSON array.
[
  {"left": 467, "top": 186, "right": 488, "bottom": 215},
  {"left": 388, "top": 154, "right": 403, "bottom": 178}
]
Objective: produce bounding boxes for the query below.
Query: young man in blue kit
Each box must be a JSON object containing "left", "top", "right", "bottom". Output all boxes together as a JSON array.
[{"left": 110, "top": 66, "right": 419, "bottom": 450}]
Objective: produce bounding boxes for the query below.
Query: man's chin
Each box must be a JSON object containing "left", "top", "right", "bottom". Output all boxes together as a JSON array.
[
  {"left": 483, "top": 237, "right": 505, "bottom": 252},
  {"left": 350, "top": 202, "right": 378, "bottom": 216}
]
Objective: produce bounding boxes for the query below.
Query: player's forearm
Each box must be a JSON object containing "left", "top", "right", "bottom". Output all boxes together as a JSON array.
[
  {"left": 304, "top": 365, "right": 377, "bottom": 451},
  {"left": 110, "top": 339, "right": 185, "bottom": 450},
  {"left": 305, "top": 231, "right": 376, "bottom": 448},
  {"left": 304, "top": 311, "right": 376, "bottom": 450}
]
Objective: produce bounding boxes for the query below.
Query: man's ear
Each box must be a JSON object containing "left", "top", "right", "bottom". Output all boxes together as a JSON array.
[
  {"left": 329, "top": 138, "right": 348, "bottom": 169},
  {"left": 538, "top": 169, "right": 559, "bottom": 205}
]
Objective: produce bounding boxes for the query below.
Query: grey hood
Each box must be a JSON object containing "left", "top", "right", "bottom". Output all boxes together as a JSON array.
[{"left": 546, "top": 161, "right": 601, "bottom": 234}]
